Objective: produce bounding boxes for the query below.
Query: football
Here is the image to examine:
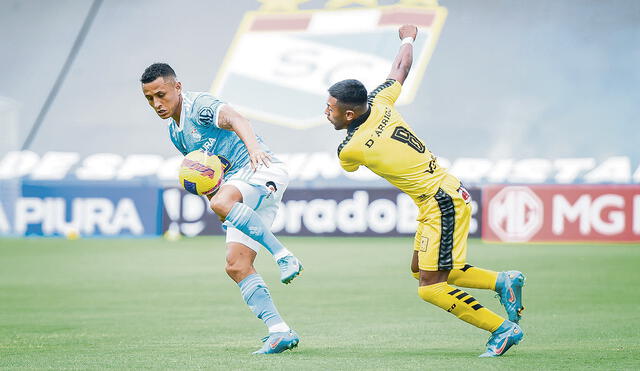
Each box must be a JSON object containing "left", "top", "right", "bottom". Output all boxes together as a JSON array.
[{"left": 178, "top": 150, "right": 224, "bottom": 195}]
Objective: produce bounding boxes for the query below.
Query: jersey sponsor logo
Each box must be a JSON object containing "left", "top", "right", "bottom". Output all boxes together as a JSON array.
[
  {"left": 201, "top": 138, "right": 216, "bottom": 152},
  {"left": 190, "top": 128, "right": 202, "bottom": 141},
  {"left": 211, "top": 0, "right": 447, "bottom": 129}
]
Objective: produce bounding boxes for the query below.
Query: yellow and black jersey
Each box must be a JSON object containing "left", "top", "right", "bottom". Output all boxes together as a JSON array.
[{"left": 337, "top": 79, "right": 449, "bottom": 219}]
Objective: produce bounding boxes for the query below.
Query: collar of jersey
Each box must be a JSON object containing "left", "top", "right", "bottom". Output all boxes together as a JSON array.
[
  {"left": 171, "top": 93, "right": 189, "bottom": 132},
  {"left": 347, "top": 106, "right": 371, "bottom": 134}
]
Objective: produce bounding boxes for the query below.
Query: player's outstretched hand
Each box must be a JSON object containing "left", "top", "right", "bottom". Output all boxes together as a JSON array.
[
  {"left": 248, "top": 148, "right": 272, "bottom": 171},
  {"left": 399, "top": 24, "right": 418, "bottom": 41}
]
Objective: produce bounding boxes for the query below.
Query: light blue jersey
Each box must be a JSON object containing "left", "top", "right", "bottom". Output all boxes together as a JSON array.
[{"left": 168, "top": 91, "right": 272, "bottom": 180}]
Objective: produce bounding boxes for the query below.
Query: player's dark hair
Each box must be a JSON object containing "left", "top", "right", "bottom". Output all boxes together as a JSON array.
[
  {"left": 328, "top": 79, "right": 368, "bottom": 110},
  {"left": 140, "top": 63, "right": 176, "bottom": 84}
]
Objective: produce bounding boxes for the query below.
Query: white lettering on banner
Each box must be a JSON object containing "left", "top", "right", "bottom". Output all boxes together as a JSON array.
[
  {"left": 634, "top": 196, "right": 640, "bottom": 234},
  {"left": 0, "top": 151, "right": 38, "bottom": 179},
  {"left": 82, "top": 198, "right": 114, "bottom": 234},
  {"left": 449, "top": 158, "right": 492, "bottom": 183},
  {"left": 182, "top": 194, "right": 206, "bottom": 222},
  {"left": 584, "top": 157, "right": 631, "bottom": 183},
  {"left": 0, "top": 151, "right": 638, "bottom": 184},
  {"left": 31, "top": 152, "right": 79, "bottom": 180},
  {"left": 336, "top": 191, "right": 368, "bottom": 233},
  {"left": 76, "top": 153, "right": 123, "bottom": 180},
  {"left": 15, "top": 198, "right": 43, "bottom": 234},
  {"left": 554, "top": 158, "right": 596, "bottom": 184},
  {"left": 117, "top": 155, "right": 164, "bottom": 180},
  {"left": 304, "top": 199, "right": 337, "bottom": 233},
  {"left": 271, "top": 192, "right": 428, "bottom": 235},
  {"left": 110, "top": 199, "right": 143, "bottom": 235},
  {"left": 552, "top": 195, "right": 591, "bottom": 235},
  {"left": 13, "top": 197, "right": 144, "bottom": 236},
  {"left": 488, "top": 187, "right": 543, "bottom": 242},
  {"left": 553, "top": 194, "right": 625, "bottom": 235},
  {"left": 284, "top": 201, "right": 307, "bottom": 233},
  {"left": 510, "top": 159, "right": 552, "bottom": 183},
  {"left": 161, "top": 189, "right": 206, "bottom": 237},
  {"left": 367, "top": 198, "right": 396, "bottom": 233},
  {"left": 591, "top": 195, "right": 625, "bottom": 235}
]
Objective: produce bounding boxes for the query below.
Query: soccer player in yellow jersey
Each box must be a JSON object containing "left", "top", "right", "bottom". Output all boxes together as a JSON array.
[{"left": 325, "top": 25, "right": 525, "bottom": 357}]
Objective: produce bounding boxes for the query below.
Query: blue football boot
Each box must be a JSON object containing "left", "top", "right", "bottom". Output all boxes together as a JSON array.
[
  {"left": 253, "top": 330, "right": 300, "bottom": 354},
  {"left": 495, "top": 270, "right": 525, "bottom": 323},
  {"left": 479, "top": 321, "right": 524, "bottom": 357},
  {"left": 277, "top": 255, "right": 303, "bottom": 284}
]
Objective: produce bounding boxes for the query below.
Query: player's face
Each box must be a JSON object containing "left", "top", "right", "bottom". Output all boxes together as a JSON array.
[
  {"left": 325, "top": 96, "right": 349, "bottom": 130},
  {"left": 142, "top": 77, "right": 182, "bottom": 119}
]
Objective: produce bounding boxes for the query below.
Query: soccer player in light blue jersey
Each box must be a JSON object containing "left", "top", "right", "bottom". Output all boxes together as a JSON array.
[{"left": 141, "top": 63, "right": 301, "bottom": 354}]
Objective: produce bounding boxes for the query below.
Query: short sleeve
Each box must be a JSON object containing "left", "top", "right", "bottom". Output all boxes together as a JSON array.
[
  {"left": 368, "top": 79, "right": 402, "bottom": 106},
  {"left": 340, "top": 158, "right": 360, "bottom": 172},
  {"left": 192, "top": 93, "right": 225, "bottom": 127},
  {"left": 337, "top": 143, "right": 361, "bottom": 172}
]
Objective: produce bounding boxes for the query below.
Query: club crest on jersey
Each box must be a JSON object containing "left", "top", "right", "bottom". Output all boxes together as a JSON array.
[
  {"left": 198, "top": 107, "right": 215, "bottom": 126},
  {"left": 211, "top": 0, "right": 447, "bottom": 129},
  {"left": 191, "top": 128, "right": 202, "bottom": 141}
]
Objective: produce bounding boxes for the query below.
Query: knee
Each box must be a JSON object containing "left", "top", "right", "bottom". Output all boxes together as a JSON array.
[
  {"left": 210, "top": 196, "right": 235, "bottom": 219},
  {"left": 225, "top": 258, "right": 250, "bottom": 279}
]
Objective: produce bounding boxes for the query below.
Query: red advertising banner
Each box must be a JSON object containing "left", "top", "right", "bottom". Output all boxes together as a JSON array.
[{"left": 482, "top": 185, "right": 640, "bottom": 242}]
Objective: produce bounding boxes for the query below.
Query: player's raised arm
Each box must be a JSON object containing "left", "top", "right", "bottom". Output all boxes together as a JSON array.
[
  {"left": 387, "top": 24, "right": 418, "bottom": 85},
  {"left": 217, "top": 104, "right": 271, "bottom": 170}
]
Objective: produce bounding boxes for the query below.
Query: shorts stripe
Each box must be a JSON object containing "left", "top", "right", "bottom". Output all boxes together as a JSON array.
[{"left": 434, "top": 188, "right": 455, "bottom": 270}]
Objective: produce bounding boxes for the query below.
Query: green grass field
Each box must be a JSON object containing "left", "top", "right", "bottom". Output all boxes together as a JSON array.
[{"left": 1, "top": 237, "right": 639, "bottom": 370}]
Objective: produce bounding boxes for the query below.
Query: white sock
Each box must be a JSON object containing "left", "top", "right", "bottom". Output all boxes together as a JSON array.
[
  {"left": 268, "top": 322, "right": 290, "bottom": 333},
  {"left": 273, "top": 248, "right": 292, "bottom": 261}
]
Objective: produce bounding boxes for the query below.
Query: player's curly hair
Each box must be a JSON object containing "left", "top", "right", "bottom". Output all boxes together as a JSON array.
[
  {"left": 328, "top": 79, "right": 368, "bottom": 109},
  {"left": 140, "top": 63, "right": 176, "bottom": 83}
]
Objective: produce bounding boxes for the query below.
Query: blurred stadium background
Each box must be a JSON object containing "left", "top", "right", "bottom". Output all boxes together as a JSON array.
[
  {"left": 1, "top": 0, "right": 639, "bottom": 368},
  {"left": 1, "top": 0, "right": 639, "bottom": 241}
]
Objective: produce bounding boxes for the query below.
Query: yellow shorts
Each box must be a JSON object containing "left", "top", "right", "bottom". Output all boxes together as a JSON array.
[{"left": 414, "top": 175, "right": 471, "bottom": 271}]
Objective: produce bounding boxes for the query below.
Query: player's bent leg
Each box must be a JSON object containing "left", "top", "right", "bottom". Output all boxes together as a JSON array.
[
  {"left": 220, "top": 186, "right": 302, "bottom": 283},
  {"left": 417, "top": 269, "right": 504, "bottom": 333},
  {"left": 448, "top": 264, "right": 498, "bottom": 290},
  {"left": 210, "top": 184, "right": 243, "bottom": 221},
  {"left": 225, "top": 242, "right": 298, "bottom": 354}
]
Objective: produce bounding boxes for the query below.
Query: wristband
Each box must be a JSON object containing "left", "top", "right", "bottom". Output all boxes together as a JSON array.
[{"left": 401, "top": 37, "right": 414, "bottom": 45}]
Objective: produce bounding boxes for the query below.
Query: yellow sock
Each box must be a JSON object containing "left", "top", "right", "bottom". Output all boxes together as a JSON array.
[
  {"left": 448, "top": 264, "right": 498, "bottom": 290},
  {"left": 418, "top": 282, "right": 504, "bottom": 332}
]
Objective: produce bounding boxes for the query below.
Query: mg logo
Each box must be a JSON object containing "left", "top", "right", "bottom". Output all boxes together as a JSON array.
[{"left": 488, "top": 186, "right": 543, "bottom": 242}]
